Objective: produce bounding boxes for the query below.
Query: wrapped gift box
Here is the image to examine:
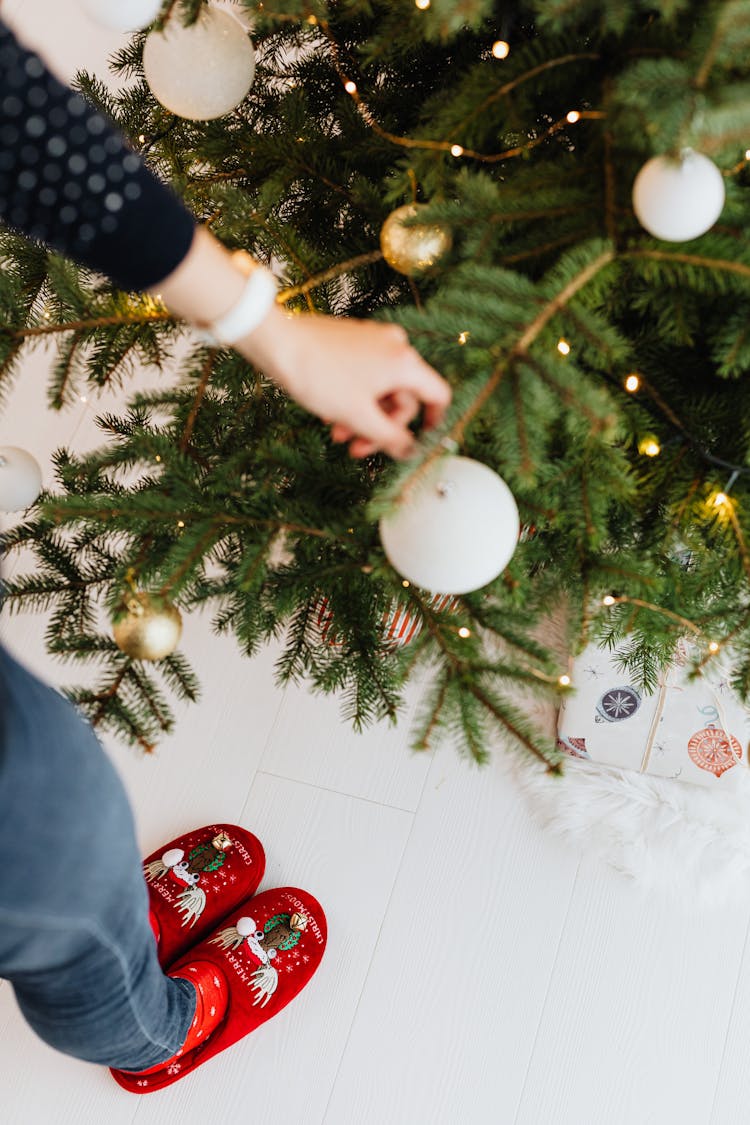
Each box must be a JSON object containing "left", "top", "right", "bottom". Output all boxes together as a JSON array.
[{"left": 557, "top": 638, "right": 750, "bottom": 788}]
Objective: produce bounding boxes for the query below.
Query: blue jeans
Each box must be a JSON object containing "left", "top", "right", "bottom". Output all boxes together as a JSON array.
[{"left": 0, "top": 647, "right": 195, "bottom": 1070}]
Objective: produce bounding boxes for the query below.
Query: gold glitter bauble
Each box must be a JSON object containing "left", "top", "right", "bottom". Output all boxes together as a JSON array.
[
  {"left": 379, "top": 203, "right": 452, "bottom": 276},
  {"left": 113, "top": 591, "right": 183, "bottom": 661}
]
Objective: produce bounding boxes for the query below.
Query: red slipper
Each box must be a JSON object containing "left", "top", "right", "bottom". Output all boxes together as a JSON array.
[
  {"left": 111, "top": 886, "right": 327, "bottom": 1093},
  {"left": 120, "top": 961, "right": 229, "bottom": 1078},
  {"left": 143, "top": 823, "right": 265, "bottom": 967}
]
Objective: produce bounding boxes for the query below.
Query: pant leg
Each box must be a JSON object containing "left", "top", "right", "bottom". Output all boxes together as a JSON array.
[{"left": 0, "top": 646, "right": 195, "bottom": 1070}]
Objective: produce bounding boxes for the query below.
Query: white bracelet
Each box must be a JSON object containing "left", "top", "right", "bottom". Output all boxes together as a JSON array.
[{"left": 197, "top": 262, "right": 278, "bottom": 346}]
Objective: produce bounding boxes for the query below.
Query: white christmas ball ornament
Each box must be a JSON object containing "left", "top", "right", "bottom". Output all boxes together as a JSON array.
[
  {"left": 632, "top": 151, "right": 725, "bottom": 241},
  {"left": 235, "top": 916, "right": 256, "bottom": 937},
  {"left": 143, "top": 7, "right": 255, "bottom": 121},
  {"left": 0, "top": 446, "right": 42, "bottom": 512},
  {"left": 379, "top": 455, "right": 520, "bottom": 595},
  {"left": 79, "top": 0, "right": 163, "bottom": 32}
]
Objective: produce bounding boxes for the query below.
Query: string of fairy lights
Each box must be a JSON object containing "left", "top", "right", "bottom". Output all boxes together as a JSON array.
[
  {"left": 362, "top": 14, "right": 750, "bottom": 674},
  {"left": 31, "top": 3, "right": 750, "bottom": 688},
  {"left": 147, "top": 14, "right": 750, "bottom": 678},
  {"left": 325, "top": 17, "right": 750, "bottom": 472}
]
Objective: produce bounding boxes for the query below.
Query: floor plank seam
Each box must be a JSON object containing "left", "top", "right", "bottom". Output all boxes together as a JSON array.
[
  {"left": 707, "top": 904, "right": 750, "bottom": 1125},
  {"left": 317, "top": 748, "right": 446, "bottom": 1124},
  {"left": 250, "top": 768, "right": 420, "bottom": 814},
  {"left": 223, "top": 667, "right": 289, "bottom": 821},
  {"left": 510, "top": 856, "right": 583, "bottom": 1125},
  {"left": 255, "top": 669, "right": 292, "bottom": 773}
]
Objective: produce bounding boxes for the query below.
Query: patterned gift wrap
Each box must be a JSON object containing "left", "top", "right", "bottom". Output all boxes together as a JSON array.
[{"left": 556, "top": 639, "right": 750, "bottom": 788}]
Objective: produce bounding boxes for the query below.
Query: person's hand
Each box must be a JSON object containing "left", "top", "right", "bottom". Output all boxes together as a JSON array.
[
  {"left": 151, "top": 227, "right": 451, "bottom": 458},
  {"left": 236, "top": 304, "right": 452, "bottom": 461}
]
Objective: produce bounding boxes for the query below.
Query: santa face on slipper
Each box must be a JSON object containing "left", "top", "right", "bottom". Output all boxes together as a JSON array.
[
  {"left": 210, "top": 909, "right": 309, "bottom": 1007},
  {"left": 142, "top": 824, "right": 266, "bottom": 967},
  {"left": 144, "top": 830, "right": 235, "bottom": 928}
]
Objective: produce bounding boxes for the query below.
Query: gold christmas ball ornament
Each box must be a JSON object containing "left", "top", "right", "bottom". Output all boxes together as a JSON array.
[
  {"left": 379, "top": 203, "right": 452, "bottom": 276},
  {"left": 112, "top": 591, "right": 183, "bottom": 661}
]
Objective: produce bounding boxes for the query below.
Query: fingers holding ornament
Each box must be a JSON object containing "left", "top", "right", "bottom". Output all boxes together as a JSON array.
[
  {"left": 330, "top": 422, "right": 355, "bottom": 445},
  {"left": 349, "top": 390, "right": 429, "bottom": 458}
]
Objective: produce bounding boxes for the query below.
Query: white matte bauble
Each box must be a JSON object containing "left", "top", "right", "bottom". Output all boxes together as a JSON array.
[
  {"left": 632, "top": 151, "right": 725, "bottom": 242},
  {"left": 235, "top": 917, "right": 256, "bottom": 937},
  {"left": 79, "top": 0, "right": 163, "bottom": 32},
  {"left": 379, "top": 456, "right": 520, "bottom": 594},
  {"left": 0, "top": 446, "right": 42, "bottom": 512},
  {"left": 143, "top": 7, "right": 255, "bottom": 120}
]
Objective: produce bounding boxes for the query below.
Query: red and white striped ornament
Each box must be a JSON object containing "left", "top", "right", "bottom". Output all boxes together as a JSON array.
[
  {"left": 380, "top": 593, "right": 460, "bottom": 649},
  {"left": 315, "top": 597, "right": 343, "bottom": 647},
  {"left": 313, "top": 593, "right": 460, "bottom": 649}
]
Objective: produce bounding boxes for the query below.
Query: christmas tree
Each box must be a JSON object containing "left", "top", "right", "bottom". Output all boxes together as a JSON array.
[{"left": 3, "top": 0, "right": 750, "bottom": 767}]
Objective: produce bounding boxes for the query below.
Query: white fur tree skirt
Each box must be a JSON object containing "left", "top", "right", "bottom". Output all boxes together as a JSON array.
[{"left": 512, "top": 756, "right": 750, "bottom": 908}]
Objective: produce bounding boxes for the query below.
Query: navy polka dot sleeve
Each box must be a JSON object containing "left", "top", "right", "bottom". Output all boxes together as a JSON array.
[{"left": 0, "top": 20, "right": 196, "bottom": 291}]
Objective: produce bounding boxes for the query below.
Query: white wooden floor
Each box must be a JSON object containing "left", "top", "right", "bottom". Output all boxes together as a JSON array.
[{"left": 3, "top": 4, "right": 750, "bottom": 1123}]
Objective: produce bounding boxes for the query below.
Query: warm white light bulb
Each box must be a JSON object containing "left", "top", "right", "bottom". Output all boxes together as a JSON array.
[
  {"left": 492, "top": 40, "right": 510, "bottom": 59},
  {"left": 415, "top": 0, "right": 430, "bottom": 8},
  {"left": 625, "top": 373, "right": 640, "bottom": 392},
  {"left": 709, "top": 640, "right": 720, "bottom": 653},
  {"left": 344, "top": 80, "right": 357, "bottom": 94},
  {"left": 458, "top": 626, "right": 471, "bottom": 638},
  {"left": 566, "top": 110, "right": 581, "bottom": 124},
  {"left": 451, "top": 144, "right": 464, "bottom": 157},
  {"left": 602, "top": 594, "right": 616, "bottom": 606},
  {"left": 559, "top": 674, "right": 571, "bottom": 686},
  {"left": 557, "top": 339, "right": 571, "bottom": 355}
]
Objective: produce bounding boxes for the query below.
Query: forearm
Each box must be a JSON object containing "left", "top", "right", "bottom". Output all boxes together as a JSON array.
[
  {"left": 0, "top": 19, "right": 195, "bottom": 291},
  {"left": 151, "top": 225, "right": 297, "bottom": 374},
  {"left": 151, "top": 227, "right": 256, "bottom": 328}
]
